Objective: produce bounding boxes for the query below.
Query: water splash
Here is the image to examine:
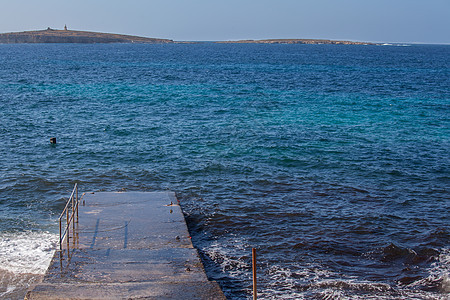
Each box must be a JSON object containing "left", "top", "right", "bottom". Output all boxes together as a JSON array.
[{"left": 0, "top": 231, "right": 57, "bottom": 274}]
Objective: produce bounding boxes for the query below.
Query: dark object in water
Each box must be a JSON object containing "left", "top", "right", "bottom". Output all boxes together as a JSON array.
[{"left": 50, "top": 137, "right": 56, "bottom": 144}]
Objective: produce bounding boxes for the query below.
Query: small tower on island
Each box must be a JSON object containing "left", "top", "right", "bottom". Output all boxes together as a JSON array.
[{"left": 64, "top": 24, "right": 68, "bottom": 31}]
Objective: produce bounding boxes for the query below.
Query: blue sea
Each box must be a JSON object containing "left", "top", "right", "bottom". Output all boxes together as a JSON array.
[{"left": 0, "top": 43, "right": 449, "bottom": 299}]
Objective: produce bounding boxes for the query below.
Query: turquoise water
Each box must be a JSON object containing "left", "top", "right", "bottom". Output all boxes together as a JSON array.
[{"left": 0, "top": 43, "right": 449, "bottom": 299}]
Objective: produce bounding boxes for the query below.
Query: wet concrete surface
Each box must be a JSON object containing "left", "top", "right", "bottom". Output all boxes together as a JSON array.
[{"left": 26, "top": 192, "right": 225, "bottom": 299}]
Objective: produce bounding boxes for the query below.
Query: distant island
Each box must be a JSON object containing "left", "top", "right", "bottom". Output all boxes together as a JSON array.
[
  {"left": 216, "top": 39, "right": 375, "bottom": 45},
  {"left": 0, "top": 27, "right": 174, "bottom": 44},
  {"left": 0, "top": 28, "right": 376, "bottom": 45}
]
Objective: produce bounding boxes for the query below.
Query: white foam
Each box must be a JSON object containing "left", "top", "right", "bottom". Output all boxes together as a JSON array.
[
  {"left": 204, "top": 237, "right": 249, "bottom": 278},
  {"left": 258, "top": 258, "right": 449, "bottom": 299},
  {"left": 406, "top": 247, "right": 450, "bottom": 294},
  {"left": 380, "top": 43, "right": 411, "bottom": 47},
  {"left": 0, "top": 231, "right": 57, "bottom": 274},
  {"left": 435, "top": 248, "right": 450, "bottom": 293},
  {"left": 203, "top": 240, "right": 449, "bottom": 299}
]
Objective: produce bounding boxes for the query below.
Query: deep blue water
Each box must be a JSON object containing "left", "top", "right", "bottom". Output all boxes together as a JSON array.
[{"left": 0, "top": 43, "right": 449, "bottom": 299}]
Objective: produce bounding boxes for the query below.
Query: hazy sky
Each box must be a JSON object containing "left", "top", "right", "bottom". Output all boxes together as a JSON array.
[{"left": 0, "top": 0, "right": 449, "bottom": 43}]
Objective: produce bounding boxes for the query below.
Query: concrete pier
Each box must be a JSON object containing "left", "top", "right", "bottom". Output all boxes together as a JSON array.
[{"left": 26, "top": 191, "right": 225, "bottom": 299}]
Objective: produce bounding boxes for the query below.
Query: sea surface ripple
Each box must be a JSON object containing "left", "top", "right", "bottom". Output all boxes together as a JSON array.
[{"left": 0, "top": 43, "right": 449, "bottom": 299}]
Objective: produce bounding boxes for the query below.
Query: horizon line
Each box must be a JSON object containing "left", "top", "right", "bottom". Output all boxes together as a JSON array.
[{"left": 1, "top": 28, "right": 449, "bottom": 45}]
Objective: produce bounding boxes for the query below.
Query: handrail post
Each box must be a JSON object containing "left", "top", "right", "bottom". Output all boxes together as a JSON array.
[
  {"left": 76, "top": 183, "right": 79, "bottom": 222},
  {"left": 72, "top": 187, "right": 75, "bottom": 233},
  {"left": 66, "top": 230, "right": 70, "bottom": 256},
  {"left": 252, "top": 248, "right": 257, "bottom": 300},
  {"left": 71, "top": 186, "right": 74, "bottom": 223},
  {"left": 66, "top": 205, "right": 70, "bottom": 249},
  {"left": 59, "top": 218, "right": 62, "bottom": 251}
]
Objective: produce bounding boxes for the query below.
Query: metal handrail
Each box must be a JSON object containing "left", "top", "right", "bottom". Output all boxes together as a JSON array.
[{"left": 58, "top": 183, "right": 79, "bottom": 251}]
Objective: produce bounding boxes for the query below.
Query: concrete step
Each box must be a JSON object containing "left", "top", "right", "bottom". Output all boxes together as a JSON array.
[
  {"left": 44, "top": 248, "right": 208, "bottom": 283},
  {"left": 26, "top": 281, "right": 226, "bottom": 300}
]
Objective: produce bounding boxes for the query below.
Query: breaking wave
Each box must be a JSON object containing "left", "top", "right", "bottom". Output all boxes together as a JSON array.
[{"left": 0, "top": 231, "right": 57, "bottom": 299}]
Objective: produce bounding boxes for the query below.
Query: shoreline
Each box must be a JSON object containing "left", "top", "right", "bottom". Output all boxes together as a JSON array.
[
  {"left": 216, "top": 38, "right": 376, "bottom": 45},
  {"left": 0, "top": 28, "right": 174, "bottom": 44},
  {"left": 0, "top": 28, "right": 377, "bottom": 45}
]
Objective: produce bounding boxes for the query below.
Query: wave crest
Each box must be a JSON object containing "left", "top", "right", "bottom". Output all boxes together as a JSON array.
[{"left": 0, "top": 231, "right": 57, "bottom": 274}]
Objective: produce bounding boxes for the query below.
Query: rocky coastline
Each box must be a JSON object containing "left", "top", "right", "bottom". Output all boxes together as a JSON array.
[
  {"left": 0, "top": 28, "right": 173, "bottom": 44},
  {"left": 216, "top": 38, "right": 376, "bottom": 45}
]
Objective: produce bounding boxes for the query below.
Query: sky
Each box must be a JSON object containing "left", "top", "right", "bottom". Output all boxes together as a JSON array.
[{"left": 0, "top": 0, "right": 449, "bottom": 44}]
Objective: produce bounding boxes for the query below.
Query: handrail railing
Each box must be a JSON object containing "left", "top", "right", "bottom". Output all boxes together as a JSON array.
[{"left": 58, "top": 183, "right": 79, "bottom": 251}]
